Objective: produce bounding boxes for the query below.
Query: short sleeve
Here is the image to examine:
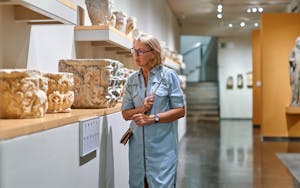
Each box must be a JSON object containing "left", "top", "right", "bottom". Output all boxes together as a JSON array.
[
  {"left": 168, "top": 70, "right": 185, "bottom": 109},
  {"left": 121, "top": 80, "right": 135, "bottom": 111}
]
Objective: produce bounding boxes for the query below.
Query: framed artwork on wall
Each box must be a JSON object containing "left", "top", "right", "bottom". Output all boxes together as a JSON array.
[
  {"left": 237, "top": 74, "right": 243, "bottom": 89},
  {"left": 246, "top": 72, "right": 253, "bottom": 88},
  {"left": 226, "top": 76, "right": 234, "bottom": 89}
]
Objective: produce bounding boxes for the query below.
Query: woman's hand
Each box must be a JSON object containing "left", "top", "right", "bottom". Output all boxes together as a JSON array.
[
  {"left": 132, "top": 113, "right": 154, "bottom": 126},
  {"left": 122, "top": 95, "right": 155, "bottom": 121},
  {"left": 143, "top": 95, "right": 155, "bottom": 113}
]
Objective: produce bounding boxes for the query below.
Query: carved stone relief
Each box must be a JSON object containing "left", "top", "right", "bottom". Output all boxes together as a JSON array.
[
  {"left": 59, "top": 59, "right": 129, "bottom": 108},
  {"left": 125, "top": 17, "right": 136, "bottom": 35},
  {"left": 113, "top": 11, "right": 127, "bottom": 32},
  {"left": 44, "top": 72, "right": 74, "bottom": 113},
  {"left": 289, "top": 37, "right": 300, "bottom": 106},
  {"left": 0, "top": 69, "right": 48, "bottom": 118}
]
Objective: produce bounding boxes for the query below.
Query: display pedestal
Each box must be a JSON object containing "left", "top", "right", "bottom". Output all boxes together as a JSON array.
[
  {"left": 286, "top": 106, "right": 300, "bottom": 115},
  {"left": 277, "top": 153, "right": 300, "bottom": 187}
]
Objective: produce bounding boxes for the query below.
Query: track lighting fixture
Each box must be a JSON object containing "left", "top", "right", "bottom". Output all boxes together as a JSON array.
[{"left": 217, "top": 0, "right": 223, "bottom": 19}]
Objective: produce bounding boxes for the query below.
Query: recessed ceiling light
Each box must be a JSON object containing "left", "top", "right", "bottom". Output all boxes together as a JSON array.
[
  {"left": 254, "top": 22, "right": 259, "bottom": 27},
  {"left": 218, "top": 4, "right": 223, "bottom": 10},
  {"left": 258, "top": 7, "right": 264, "bottom": 12},
  {"left": 228, "top": 24, "right": 233, "bottom": 28},
  {"left": 217, "top": 13, "right": 223, "bottom": 19},
  {"left": 252, "top": 8, "right": 257, "bottom": 13},
  {"left": 240, "top": 22, "right": 246, "bottom": 27},
  {"left": 247, "top": 8, "right": 251, "bottom": 13}
]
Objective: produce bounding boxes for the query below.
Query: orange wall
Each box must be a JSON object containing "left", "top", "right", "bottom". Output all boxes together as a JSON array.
[
  {"left": 252, "top": 30, "right": 262, "bottom": 126},
  {"left": 261, "top": 13, "right": 300, "bottom": 137}
]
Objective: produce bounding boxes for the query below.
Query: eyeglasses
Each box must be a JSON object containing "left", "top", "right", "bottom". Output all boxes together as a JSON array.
[{"left": 130, "top": 48, "right": 153, "bottom": 56}]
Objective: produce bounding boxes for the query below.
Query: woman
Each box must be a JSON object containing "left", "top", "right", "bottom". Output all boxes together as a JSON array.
[{"left": 121, "top": 33, "right": 185, "bottom": 188}]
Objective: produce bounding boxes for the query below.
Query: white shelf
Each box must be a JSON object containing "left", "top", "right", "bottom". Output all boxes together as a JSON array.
[
  {"left": 75, "top": 25, "right": 132, "bottom": 51},
  {"left": 0, "top": 0, "right": 78, "bottom": 24}
]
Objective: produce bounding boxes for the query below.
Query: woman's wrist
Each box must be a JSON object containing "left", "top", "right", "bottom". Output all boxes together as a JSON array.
[
  {"left": 140, "top": 105, "right": 148, "bottom": 113},
  {"left": 143, "top": 105, "right": 150, "bottom": 113},
  {"left": 149, "top": 114, "right": 155, "bottom": 124}
]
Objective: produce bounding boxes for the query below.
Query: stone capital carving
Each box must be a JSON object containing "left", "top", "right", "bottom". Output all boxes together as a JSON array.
[
  {"left": 85, "top": 0, "right": 112, "bottom": 25},
  {"left": 0, "top": 69, "right": 48, "bottom": 118},
  {"left": 59, "top": 59, "right": 112, "bottom": 108},
  {"left": 59, "top": 59, "right": 132, "bottom": 108},
  {"left": 44, "top": 72, "right": 74, "bottom": 113}
]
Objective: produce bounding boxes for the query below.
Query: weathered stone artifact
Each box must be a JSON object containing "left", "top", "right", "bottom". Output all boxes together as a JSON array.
[
  {"left": 113, "top": 11, "right": 127, "bottom": 32},
  {"left": 107, "top": 62, "right": 133, "bottom": 103},
  {"left": 59, "top": 59, "right": 128, "bottom": 108},
  {"left": 0, "top": 69, "right": 48, "bottom": 118},
  {"left": 125, "top": 17, "right": 136, "bottom": 35},
  {"left": 108, "top": 14, "right": 116, "bottom": 27},
  {"left": 85, "top": 0, "right": 112, "bottom": 25},
  {"left": 44, "top": 72, "right": 74, "bottom": 113},
  {"left": 289, "top": 37, "right": 300, "bottom": 106}
]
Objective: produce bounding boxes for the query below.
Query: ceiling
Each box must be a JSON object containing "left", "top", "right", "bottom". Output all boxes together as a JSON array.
[{"left": 167, "top": 0, "right": 293, "bottom": 36}]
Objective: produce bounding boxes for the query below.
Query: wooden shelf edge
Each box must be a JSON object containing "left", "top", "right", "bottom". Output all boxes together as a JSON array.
[
  {"left": 286, "top": 106, "right": 300, "bottom": 114},
  {"left": 56, "top": 0, "right": 77, "bottom": 11},
  {"left": 75, "top": 25, "right": 110, "bottom": 30},
  {"left": 0, "top": 103, "right": 122, "bottom": 140}
]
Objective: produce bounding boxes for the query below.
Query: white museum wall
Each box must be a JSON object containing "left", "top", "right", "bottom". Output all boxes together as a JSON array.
[
  {"left": 218, "top": 35, "right": 253, "bottom": 119},
  {"left": 113, "top": 0, "right": 179, "bottom": 50},
  {"left": 27, "top": 25, "right": 75, "bottom": 72},
  {"left": 0, "top": 6, "right": 30, "bottom": 69}
]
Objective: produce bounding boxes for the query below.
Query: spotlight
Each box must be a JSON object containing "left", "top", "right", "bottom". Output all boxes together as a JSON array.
[
  {"left": 217, "top": 7, "right": 223, "bottom": 12},
  {"left": 217, "top": 13, "right": 223, "bottom": 19},
  {"left": 218, "top": 4, "right": 223, "bottom": 10}
]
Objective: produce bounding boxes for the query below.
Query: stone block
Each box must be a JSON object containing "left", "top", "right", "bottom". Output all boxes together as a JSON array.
[
  {"left": 0, "top": 69, "right": 48, "bottom": 118},
  {"left": 44, "top": 72, "right": 74, "bottom": 113},
  {"left": 59, "top": 59, "right": 127, "bottom": 108}
]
